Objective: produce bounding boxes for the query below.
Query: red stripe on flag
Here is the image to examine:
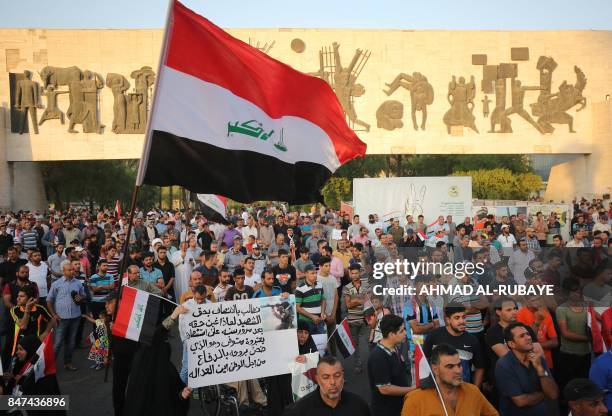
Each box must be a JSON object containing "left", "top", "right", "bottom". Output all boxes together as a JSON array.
[
  {"left": 112, "top": 286, "right": 137, "bottom": 338},
  {"left": 341, "top": 319, "right": 356, "bottom": 348},
  {"left": 166, "top": 1, "right": 366, "bottom": 165}
]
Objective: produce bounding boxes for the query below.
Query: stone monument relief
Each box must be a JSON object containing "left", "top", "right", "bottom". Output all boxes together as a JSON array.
[
  {"left": 310, "top": 42, "right": 371, "bottom": 132},
  {"left": 443, "top": 75, "right": 478, "bottom": 134},
  {"left": 9, "top": 66, "right": 156, "bottom": 135},
  {"left": 383, "top": 72, "right": 434, "bottom": 130},
  {"left": 14, "top": 70, "right": 42, "bottom": 134},
  {"left": 7, "top": 44, "right": 587, "bottom": 138},
  {"left": 473, "top": 49, "right": 587, "bottom": 135}
]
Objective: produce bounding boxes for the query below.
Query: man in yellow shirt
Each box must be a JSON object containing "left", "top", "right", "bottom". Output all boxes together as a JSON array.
[{"left": 402, "top": 344, "right": 498, "bottom": 416}]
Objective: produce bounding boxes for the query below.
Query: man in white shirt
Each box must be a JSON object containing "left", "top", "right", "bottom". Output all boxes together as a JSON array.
[
  {"left": 497, "top": 224, "right": 517, "bottom": 257},
  {"left": 241, "top": 216, "right": 259, "bottom": 241},
  {"left": 26, "top": 249, "right": 49, "bottom": 302},
  {"left": 508, "top": 238, "right": 535, "bottom": 285},
  {"left": 243, "top": 257, "right": 262, "bottom": 290}
]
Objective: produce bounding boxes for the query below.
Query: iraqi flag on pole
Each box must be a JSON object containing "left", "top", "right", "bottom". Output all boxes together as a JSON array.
[
  {"left": 332, "top": 318, "right": 356, "bottom": 358},
  {"left": 195, "top": 194, "right": 230, "bottom": 225},
  {"left": 136, "top": 0, "right": 367, "bottom": 204},
  {"left": 33, "top": 331, "right": 56, "bottom": 382},
  {"left": 111, "top": 286, "right": 160, "bottom": 345},
  {"left": 414, "top": 343, "right": 432, "bottom": 388}
]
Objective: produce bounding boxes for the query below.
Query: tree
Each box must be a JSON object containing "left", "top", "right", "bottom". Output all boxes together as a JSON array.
[
  {"left": 321, "top": 177, "right": 351, "bottom": 209},
  {"left": 40, "top": 160, "right": 159, "bottom": 210},
  {"left": 451, "top": 168, "right": 542, "bottom": 200}
]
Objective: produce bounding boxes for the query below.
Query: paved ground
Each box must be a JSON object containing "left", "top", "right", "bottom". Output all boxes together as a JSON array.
[{"left": 57, "top": 327, "right": 372, "bottom": 415}]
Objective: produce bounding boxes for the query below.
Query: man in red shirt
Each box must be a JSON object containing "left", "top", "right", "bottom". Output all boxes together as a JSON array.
[{"left": 516, "top": 295, "right": 558, "bottom": 370}]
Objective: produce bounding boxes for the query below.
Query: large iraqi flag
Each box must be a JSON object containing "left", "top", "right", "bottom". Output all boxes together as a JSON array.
[{"left": 136, "top": 0, "right": 367, "bottom": 204}]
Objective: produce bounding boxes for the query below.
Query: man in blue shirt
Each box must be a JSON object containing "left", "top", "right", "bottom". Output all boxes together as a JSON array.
[
  {"left": 89, "top": 259, "right": 115, "bottom": 318},
  {"left": 589, "top": 350, "right": 612, "bottom": 413},
  {"left": 253, "top": 270, "right": 282, "bottom": 298},
  {"left": 47, "top": 260, "right": 86, "bottom": 371},
  {"left": 495, "top": 322, "right": 558, "bottom": 416},
  {"left": 139, "top": 252, "right": 163, "bottom": 284}
]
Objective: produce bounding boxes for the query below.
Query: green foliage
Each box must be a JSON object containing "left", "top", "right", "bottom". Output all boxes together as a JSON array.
[
  {"left": 451, "top": 169, "right": 543, "bottom": 200},
  {"left": 40, "top": 160, "right": 159, "bottom": 210},
  {"left": 321, "top": 177, "right": 351, "bottom": 209}
]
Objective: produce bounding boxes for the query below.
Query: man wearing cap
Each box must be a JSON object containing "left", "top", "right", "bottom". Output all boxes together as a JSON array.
[
  {"left": 497, "top": 225, "right": 517, "bottom": 258},
  {"left": 565, "top": 378, "right": 608, "bottom": 416}
]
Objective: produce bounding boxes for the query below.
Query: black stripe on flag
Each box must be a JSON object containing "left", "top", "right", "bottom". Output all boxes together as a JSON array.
[
  {"left": 143, "top": 130, "right": 332, "bottom": 204},
  {"left": 138, "top": 295, "right": 161, "bottom": 345},
  {"left": 194, "top": 196, "right": 230, "bottom": 225}
]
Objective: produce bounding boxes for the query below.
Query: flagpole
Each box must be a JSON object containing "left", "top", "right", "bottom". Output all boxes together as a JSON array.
[
  {"left": 105, "top": 184, "right": 140, "bottom": 383},
  {"left": 325, "top": 317, "right": 346, "bottom": 343},
  {"left": 106, "top": 0, "right": 175, "bottom": 383},
  {"left": 416, "top": 344, "right": 450, "bottom": 416},
  {"left": 135, "top": 0, "right": 175, "bottom": 186}
]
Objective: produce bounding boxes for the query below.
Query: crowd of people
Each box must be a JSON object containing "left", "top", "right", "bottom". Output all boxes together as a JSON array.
[{"left": 0, "top": 195, "right": 610, "bottom": 416}]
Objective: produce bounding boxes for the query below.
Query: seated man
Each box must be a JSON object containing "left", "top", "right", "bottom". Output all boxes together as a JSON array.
[{"left": 495, "top": 322, "right": 558, "bottom": 416}]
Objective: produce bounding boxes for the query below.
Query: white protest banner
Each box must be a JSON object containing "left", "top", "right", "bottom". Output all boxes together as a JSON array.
[
  {"left": 184, "top": 296, "right": 299, "bottom": 388},
  {"left": 353, "top": 177, "right": 472, "bottom": 226},
  {"left": 289, "top": 352, "right": 319, "bottom": 400},
  {"left": 311, "top": 334, "right": 328, "bottom": 357}
]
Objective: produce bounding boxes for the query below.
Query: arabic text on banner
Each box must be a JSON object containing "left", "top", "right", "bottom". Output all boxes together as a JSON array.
[{"left": 184, "top": 295, "right": 299, "bottom": 387}]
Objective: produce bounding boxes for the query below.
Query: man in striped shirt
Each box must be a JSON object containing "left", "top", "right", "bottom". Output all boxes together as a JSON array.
[
  {"left": 19, "top": 221, "right": 39, "bottom": 251},
  {"left": 295, "top": 264, "right": 326, "bottom": 335},
  {"left": 342, "top": 264, "right": 368, "bottom": 373}
]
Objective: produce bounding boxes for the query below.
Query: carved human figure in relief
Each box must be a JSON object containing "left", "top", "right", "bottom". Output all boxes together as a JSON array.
[
  {"left": 14, "top": 70, "right": 41, "bottom": 134},
  {"left": 383, "top": 72, "right": 434, "bottom": 130},
  {"left": 443, "top": 75, "right": 478, "bottom": 134}
]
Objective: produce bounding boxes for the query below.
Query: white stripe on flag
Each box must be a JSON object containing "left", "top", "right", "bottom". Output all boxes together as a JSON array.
[
  {"left": 151, "top": 66, "right": 341, "bottom": 171},
  {"left": 126, "top": 289, "right": 150, "bottom": 341},
  {"left": 337, "top": 320, "right": 355, "bottom": 356}
]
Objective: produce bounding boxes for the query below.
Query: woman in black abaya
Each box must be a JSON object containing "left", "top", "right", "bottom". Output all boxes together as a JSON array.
[
  {"left": 123, "top": 305, "right": 192, "bottom": 416},
  {"left": 7, "top": 335, "right": 66, "bottom": 416}
]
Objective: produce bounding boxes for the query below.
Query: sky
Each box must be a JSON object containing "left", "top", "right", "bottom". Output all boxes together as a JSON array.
[{"left": 1, "top": 0, "right": 611, "bottom": 30}]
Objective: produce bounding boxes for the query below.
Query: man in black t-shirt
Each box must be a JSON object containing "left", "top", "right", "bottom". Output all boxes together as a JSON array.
[
  {"left": 224, "top": 268, "right": 254, "bottom": 301},
  {"left": 271, "top": 249, "right": 296, "bottom": 293},
  {"left": 197, "top": 223, "right": 215, "bottom": 251},
  {"left": 9, "top": 285, "right": 52, "bottom": 358},
  {"left": 484, "top": 297, "right": 539, "bottom": 404},
  {"left": 154, "top": 246, "right": 176, "bottom": 299},
  {"left": 194, "top": 251, "right": 219, "bottom": 287},
  {"left": 367, "top": 314, "right": 413, "bottom": 416},
  {"left": 423, "top": 303, "right": 485, "bottom": 388},
  {"left": 285, "top": 356, "right": 370, "bottom": 416},
  {"left": 0, "top": 246, "right": 27, "bottom": 286}
]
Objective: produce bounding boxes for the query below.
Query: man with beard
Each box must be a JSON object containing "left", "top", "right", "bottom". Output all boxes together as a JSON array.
[
  {"left": 495, "top": 322, "right": 558, "bottom": 416},
  {"left": 423, "top": 303, "right": 485, "bottom": 388},
  {"left": 402, "top": 344, "right": 498, "bottom": 415},
  {"left": 285, "top": 356, "right": 370, "bottom": 416}
]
